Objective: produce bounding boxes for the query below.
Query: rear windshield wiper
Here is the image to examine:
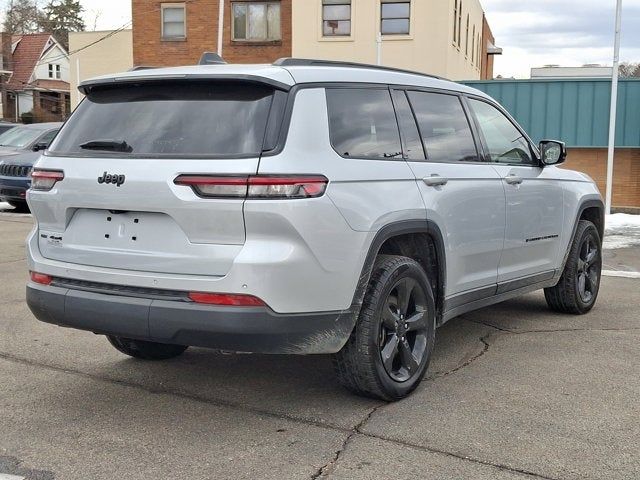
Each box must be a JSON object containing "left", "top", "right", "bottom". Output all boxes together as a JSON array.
[{"left": 79, "top": 140, "right": 133, "bottom": 153}]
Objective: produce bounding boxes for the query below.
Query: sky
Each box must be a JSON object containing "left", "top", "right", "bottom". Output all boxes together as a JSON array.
[
  {"left": 4, "top": 0, "right": 640, "bottom": 78},
  {"left": 482, "top": 0, "right": 640, "bottom": 78}
]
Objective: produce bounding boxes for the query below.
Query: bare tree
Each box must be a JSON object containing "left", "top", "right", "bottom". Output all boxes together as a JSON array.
[
  {"left": 619, "top": 62, "right": 640, "bottom": 78},
  {"left": 3, "top": 0, "right": 45, "bottom": 35}
]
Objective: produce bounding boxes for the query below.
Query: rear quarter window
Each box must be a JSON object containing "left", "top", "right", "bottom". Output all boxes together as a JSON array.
[
  {"left": 326, "top": 88, "right": 403, "bottom": 160},
  {"left": 49, "top": 81, "right": 277, "bottom": 157}
]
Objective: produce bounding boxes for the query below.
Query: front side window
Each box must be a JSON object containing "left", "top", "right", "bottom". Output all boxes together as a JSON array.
[
  {"left": 381, "top": 0, "right": 410, "bottom": 35},
  {"left": 161, "top": 3, "right": 186, "bottom": 39},
  {"left": 468, "top": 98, "right": 534, "bottom": 165},
  {"left": 322, "top": 0, "right": 351, "bottom": 36},
  {"left": 49, "top": 81, "right": 276, "bottom": 157},
  {"left": 326, "top": 88, "right": 402, "bottom": 160},
  {"left": 233, "top": 2, "right": 281, "bottom": 41},
  {"left": 407, "top": 91, "right": 478, "bottom": 163}
]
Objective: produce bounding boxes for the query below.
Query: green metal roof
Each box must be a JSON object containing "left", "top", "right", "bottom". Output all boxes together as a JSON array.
[{"left": 461, "top": 78, "right": 640, "bottom": 148}]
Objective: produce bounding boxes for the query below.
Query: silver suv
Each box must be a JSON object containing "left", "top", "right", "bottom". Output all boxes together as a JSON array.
[{"left": 26, "top": 59, "right": 604, "bottom": 400}]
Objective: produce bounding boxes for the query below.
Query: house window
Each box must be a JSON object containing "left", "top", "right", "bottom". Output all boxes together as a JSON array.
[
  {"left": 161, "top": 3, "right": 186, "bottom": 39},
  {"left": 48, "top": 64, "right": 61, "bottom": 79},
  {"left": 232, "top": 2, "right": 281, "bottom": 41},
  {"left": 381, "top": 0, "right": 410, "bottom": 35},
  {"left": 322, "top": 0, "right": 351, "bottom": 37}
]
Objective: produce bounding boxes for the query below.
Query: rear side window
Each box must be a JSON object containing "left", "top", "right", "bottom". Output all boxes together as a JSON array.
[
  {"left": 326, "top": 88, "right": 402, "bottom": 160},
  {"left": 407, "top": 91, "right": 479, "bottom": 163},
  {"left": 49, "top": 81, "right": 276, "bottom": 157}
]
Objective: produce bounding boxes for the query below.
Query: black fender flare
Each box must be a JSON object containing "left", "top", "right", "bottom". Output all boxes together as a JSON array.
[{"left": 349, "top": 219, "right": 447, "bottom": 322}]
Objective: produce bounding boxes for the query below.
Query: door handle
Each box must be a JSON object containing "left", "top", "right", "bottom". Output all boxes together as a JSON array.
[
  {"left": 504, "top": 175, "right": 523, "bottom": 185},
  {"left": 423, "top": 175, "right": 448, "bottom": 187}
]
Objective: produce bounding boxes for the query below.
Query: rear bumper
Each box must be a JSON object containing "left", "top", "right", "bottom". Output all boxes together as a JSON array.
[{"left": 26, "top": 283, "right": 355, "bottom": 354}]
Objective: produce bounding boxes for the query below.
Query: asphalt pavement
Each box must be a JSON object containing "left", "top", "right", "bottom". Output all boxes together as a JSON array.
[{"left": 0, "top": 209, "right": 638, "bottom": 480}]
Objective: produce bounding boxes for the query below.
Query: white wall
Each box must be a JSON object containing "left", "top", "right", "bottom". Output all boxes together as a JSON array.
[{"left": 69, "top": 30, "right": 133, "bottom": 108}]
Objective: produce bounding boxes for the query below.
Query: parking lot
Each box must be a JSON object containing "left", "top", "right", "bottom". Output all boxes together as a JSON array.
[{"left": 1, "top": 207, "right": 639, "bottom": 480}]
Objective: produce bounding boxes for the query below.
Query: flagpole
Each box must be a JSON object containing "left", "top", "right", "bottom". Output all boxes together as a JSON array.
[{"left": 605, "top": 0, "right": 623, "bottom": 215}]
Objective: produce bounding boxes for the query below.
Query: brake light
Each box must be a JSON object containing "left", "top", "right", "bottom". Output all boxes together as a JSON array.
[
  {"left": 188, "top": 292, "right": 266, "bottom": 307},
  {"left": 30, "top": 271, "right": 53, "bottom": 285},
  {"left": 174, "top": 175, "right": 328, "bottom": 199},
  {"left": 31, "top": 169, "right": 64, "bottom": 191}
]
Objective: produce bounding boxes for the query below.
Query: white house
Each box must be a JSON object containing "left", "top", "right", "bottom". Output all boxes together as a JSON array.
[{"left": 4, "top": 33, "right": 70, "bottom": 122}]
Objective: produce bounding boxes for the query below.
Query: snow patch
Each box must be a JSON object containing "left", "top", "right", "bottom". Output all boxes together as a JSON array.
[{"left": 604, "top": 213, "right": 640, "bottom": 249}]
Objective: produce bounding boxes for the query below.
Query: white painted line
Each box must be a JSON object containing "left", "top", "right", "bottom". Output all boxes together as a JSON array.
[
  {"left": 602, "top": 270, "right": 640, "bottom": 279},
  {"left": 0, "top": 474, "right": 26, "bottom": 480}
]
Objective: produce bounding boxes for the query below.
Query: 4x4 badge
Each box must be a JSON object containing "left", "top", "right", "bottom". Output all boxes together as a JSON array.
[{"left": 97, "top": 172, "right": 126, "bottom": 187}]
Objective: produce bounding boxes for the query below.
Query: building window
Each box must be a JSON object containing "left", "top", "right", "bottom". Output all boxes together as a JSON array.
[
  {"left": 465, "top": 14, "right": 469, "bottom": 56},
  {"left": 453, "top": 0, "right": 458, "bottom": 44},
  {"left": 380, "top": 0, "right": 410, "bottom": 35},
  {"left": 322, "top": 0, "right": 351, "bottom": 36},
  {"left": 472, "top": 25, "right": 475, "bottom": 63},
  {"left": 161, "top": 3, "right": 186, "bottom": 39},
  {"left": 457, "top": 1, "right": 462, "bottom": 45},
  {"left": 232, "top": 2, "right": 281, "bottom": 41},
  {"left": 48, "top": 64, "right": 61, "bottom": 79}
]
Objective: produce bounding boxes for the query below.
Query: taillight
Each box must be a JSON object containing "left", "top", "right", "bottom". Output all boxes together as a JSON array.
[
  {"left": 31, "top": 169, "right": 64, "bottom": 191},
  {"left": 174, "top": 175, "right": 328, "bottom": 199},
  {"left": 30, "top": 271, "right": 53, "bottom": 285},
  {"left": 188, "top": 292, "right": 266, "bottom": 307}
]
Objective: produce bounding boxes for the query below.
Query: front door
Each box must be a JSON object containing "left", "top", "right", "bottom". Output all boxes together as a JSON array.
[{"left": 467, "top": 98, "right": 565, "bottom": 284}]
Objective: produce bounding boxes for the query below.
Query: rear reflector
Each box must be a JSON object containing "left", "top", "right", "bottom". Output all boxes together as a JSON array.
[
  {"left": 188, "top": 292, "right": 266, "bottom": 307},
  {"left": 31, "top": 169, "right": 64, "bottom": 191},
  {"left": 30, "top": 271, "right": 53, "bottom": 285},
  {"left": 174, "top": 175, "right": 328, "bottom": 199}
]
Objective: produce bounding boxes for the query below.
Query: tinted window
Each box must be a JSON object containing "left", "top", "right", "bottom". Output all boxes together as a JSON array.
[
  {"left": 49, "top": 82, "right": 275, "bottom": 157},
  {"left": 38, "top": 129, "right": 58, "bottom": 147},
  {"left": 326, "top": 88, "right": 402, "bottom": 159},
  {"left": 468, "top": 99, "right": 533, "bottom": 165},
  {"left": 407, "top": 91, "right": 478, "bottom": 163},
  {"left": 391, "top": 90, "right": 425, "bottom": 160}
]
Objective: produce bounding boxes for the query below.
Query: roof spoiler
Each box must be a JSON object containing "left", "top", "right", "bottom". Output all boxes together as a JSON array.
[{"left": 199, "top": 52, "right": 227, "bottom": 65}]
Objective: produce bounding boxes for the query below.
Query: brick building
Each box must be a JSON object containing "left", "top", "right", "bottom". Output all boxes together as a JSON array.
[{"left": 132, "top": 0, "right": 292, "bottom": 67}]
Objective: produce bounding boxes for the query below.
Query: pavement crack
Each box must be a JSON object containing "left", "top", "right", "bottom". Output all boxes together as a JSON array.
[
  {"left": 466, "top": 320, "right": 640, "bottom": 335},
  {"left": 0, "top": 351, "right": 353, "bottom": 436},
  {"left": 429, "top": 333, "right": 493, "bottom": 380},
  {"left": 311, "top": 403, "right": 385, "bottom": 479},
  {"left": 354, "top": 432, "right": 562, "bottom": 480},
  {"left": 0, "top": 258, "right": 26, "bottom": 266}
]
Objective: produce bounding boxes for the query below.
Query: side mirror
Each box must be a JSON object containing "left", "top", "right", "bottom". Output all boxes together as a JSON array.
[
  {"left": 539, "top": 140, "right": 566, "bottom": 166},
  {"left": 33, "top": 142, "right": 48, "bottom": 152}
]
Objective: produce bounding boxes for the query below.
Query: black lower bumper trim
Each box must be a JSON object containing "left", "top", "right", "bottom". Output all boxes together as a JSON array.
[{"left": 26, "top": 283, "right": 355, "bottom": 354}]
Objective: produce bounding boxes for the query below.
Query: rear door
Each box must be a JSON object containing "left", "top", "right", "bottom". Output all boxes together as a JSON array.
[
  {"left": 29, "top": 80, "right": 280, "bottom": 276},
  {"left": 392, "top": 89, "right": 506, "bottom": 298},
  {"left": 466, "top": 97, "right": 564, "bottom": 283}
]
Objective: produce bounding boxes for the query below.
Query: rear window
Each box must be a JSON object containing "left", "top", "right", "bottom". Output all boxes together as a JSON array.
[{"left": 49, "top": 81, "right": 277, "bottom": 157}]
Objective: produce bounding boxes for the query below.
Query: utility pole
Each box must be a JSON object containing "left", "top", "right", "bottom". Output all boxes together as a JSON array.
[
  {"left": 605, "top": 0, "right": 623, "bottom": 215},
  {"left": 217, "top": 0, "right": 225, "bottom": 57}
]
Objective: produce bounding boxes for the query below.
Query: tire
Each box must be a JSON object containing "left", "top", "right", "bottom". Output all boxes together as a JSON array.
[
  {"left": 107, "top": 336, "right": 188, "bottom": 360},
  {"left": 544, "top": 220, "right": 602, "bottom": 314},
  {"left": 8, "top": 201, "right": 29, "bottom": 213},
  {"left": 333, "top": 255, "right": 436, "bottom": 401}
]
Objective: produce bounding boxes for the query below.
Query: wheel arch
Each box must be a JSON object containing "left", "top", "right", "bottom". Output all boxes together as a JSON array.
[
  {"left": 351, "top": 220, "right": 447, "bottom": 324},
  {"left": 558, "top": 197, "right": 605, "bottom": 277}
]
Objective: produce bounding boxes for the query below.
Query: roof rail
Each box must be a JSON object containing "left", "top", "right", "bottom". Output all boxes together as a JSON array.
[{"left": 273, "top": 58, "right": 446, "bottom": 81}]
